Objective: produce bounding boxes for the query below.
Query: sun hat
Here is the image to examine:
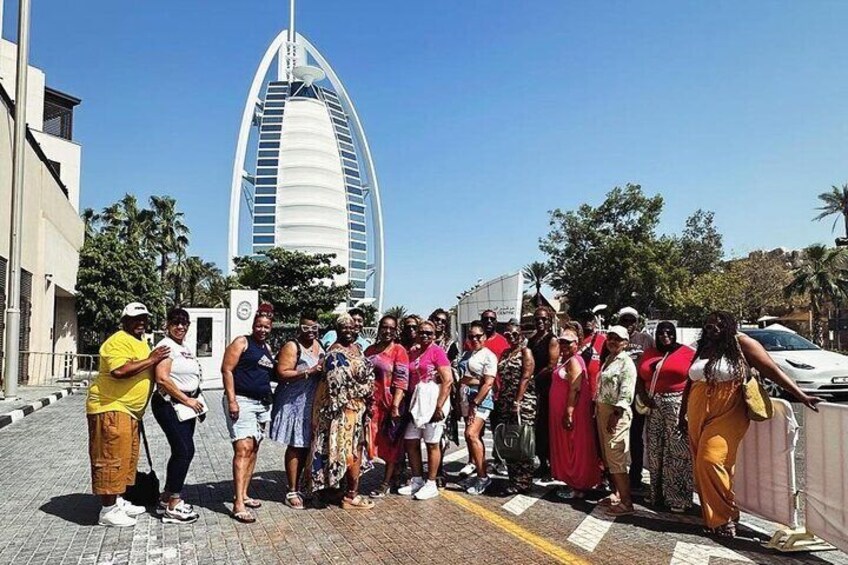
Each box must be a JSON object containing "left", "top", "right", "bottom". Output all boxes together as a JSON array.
[
  {"left": 558, "top": 329, "right": 579, "bottom": 342},
  {"left": 121, "top": 302, "right": 150, "bottom": 318},
  {"left": 606, "top": 325, "right": 629, "bottom": 341}
]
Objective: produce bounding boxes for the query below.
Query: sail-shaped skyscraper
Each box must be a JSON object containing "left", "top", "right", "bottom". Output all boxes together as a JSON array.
[{"left": 227, "top": 2, "right": 384, "bottom": 310}]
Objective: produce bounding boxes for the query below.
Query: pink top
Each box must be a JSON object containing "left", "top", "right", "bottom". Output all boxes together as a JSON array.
[{"left": 408, "top": 343, "right": 450, "bottom": 392}]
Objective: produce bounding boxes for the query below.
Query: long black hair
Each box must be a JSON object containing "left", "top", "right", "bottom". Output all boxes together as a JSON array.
[{"left": 692, "top": 310, "right": 745, "bottom": 381}]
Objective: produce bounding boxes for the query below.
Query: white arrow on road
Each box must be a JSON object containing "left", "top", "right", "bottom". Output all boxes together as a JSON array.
[{"left": 670, "top": 542, "right": 752, "bottom": 565}]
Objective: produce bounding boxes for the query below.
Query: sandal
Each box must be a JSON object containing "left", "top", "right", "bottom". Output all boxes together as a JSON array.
[
  {"left": 341, "top": 494, "right": 375, "bottom": 510},
  {"left": 284, "top": 491, "right": 305, "bottom": 510},
  {"left": 231, "top": 510, "right": 256, "bottom": 523},
  {"left": 598, "top": 495, "right": 620, "bottom": 507},
  {"left": 234, "top": 497, "right": 263, "bottom": 509},
  {"left": 369, "top": 482, "right": 390, "bottom": 499},
  {"left": 714, "top": 522, "right": 736, "bottom": 539},
  {"left": 606, "top": 504, "right": 635, "bottom": 516}
]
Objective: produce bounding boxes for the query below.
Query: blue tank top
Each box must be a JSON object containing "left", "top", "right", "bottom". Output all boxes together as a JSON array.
[{"left": 234, "top": 336, "right": 274, "bottom": 400}]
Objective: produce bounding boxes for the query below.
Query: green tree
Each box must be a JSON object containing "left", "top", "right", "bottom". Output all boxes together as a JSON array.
[
  {"left": 183, "top": 256, "right": 222, "bottom": 307},
  {"left": 149, "top": 195, "right": 190, "bottom": 288},
  {"left": 100, "top": 194, "right": 154, "bottom": 248},
  {"left": 679, "top": 209, "right": 723, "bottom": 276},
  {"left": 539, "top": 183, "right": 688, "bottom": 316},
  {"left": 233, "top": 247, "right": 349, "bottom": 323},
  {"left": 523, "top": 261, "right": 552, "bottom": 297},
  {"left": 384, "top": 305, "right": 408, "bottom": 320},
  {"left": 813, "top": 183, "right": 848, "bottom": 239},
  {"left": 76, "top": 232, "right": 165, "bottom": 351},
  {"left": 784, "top": 244, "right": 848, "bottom": 345}
]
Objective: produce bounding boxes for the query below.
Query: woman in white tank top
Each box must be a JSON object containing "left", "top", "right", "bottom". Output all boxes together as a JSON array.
[{"left": 679, "top": 311, "right": 821, "bottom": 539}]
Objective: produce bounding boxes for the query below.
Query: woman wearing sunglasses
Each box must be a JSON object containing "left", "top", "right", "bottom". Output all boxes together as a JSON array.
[
  {"left": 550, "top": 328, "right": 601, "bottom": 500},
  {"left": 269, "top": 313, "right": 325, "bottom": 510},
  {"left": 636, "top": 321, "right": 695, "bottom": 513},
  {"left": 364, "top": 315, "right": 409, "bottom": 498},
  {"left": 495, "top": 322, "right": 536, "bottom": 494}
]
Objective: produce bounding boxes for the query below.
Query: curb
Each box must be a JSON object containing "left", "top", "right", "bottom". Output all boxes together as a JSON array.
[{"left": 0, "top": 387, "right": 75, "bottom": 430}]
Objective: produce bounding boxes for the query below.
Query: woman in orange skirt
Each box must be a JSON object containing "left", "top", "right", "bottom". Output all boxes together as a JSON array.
[{"left": 680, "top": 311, "right": 821, "bottom": 539}]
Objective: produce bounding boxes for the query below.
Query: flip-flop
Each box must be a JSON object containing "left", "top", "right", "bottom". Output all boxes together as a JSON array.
[
  {"left": 598, "top": 496, "right": 620, "bottom": 507},
  {"left": 369, "top": 483, "right": 390, "bottom": 499},
  {"left": 284, "top": 491, "right": 305, "bottom": 510},
  {"left": 244, "top": 498, "right": 262, "bottom": 509},
  {"left": 231, "top": 510, "right": 256, "bottom": 523},
  {"left": 606, "top": 504, "right": 635, "bottom": 516}
]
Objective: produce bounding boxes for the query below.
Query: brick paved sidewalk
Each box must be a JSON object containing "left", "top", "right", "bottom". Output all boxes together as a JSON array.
[{"left": 0, "top": 391, "right": 845, "bottom": 565}]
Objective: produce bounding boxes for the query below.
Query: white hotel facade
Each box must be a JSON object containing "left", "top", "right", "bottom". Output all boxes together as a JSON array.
[{"left": 228, "top": 22, "right": 385, "bottom": 310}]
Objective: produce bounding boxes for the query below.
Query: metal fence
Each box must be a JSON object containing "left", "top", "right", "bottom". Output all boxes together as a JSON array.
[{"left": 0, "top": 351, "right": 98, "bottom": 388}]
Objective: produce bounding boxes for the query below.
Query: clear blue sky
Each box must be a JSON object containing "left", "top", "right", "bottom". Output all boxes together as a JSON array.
[{"left": 5, "top": 1, "right": 848, "bottom": 315}]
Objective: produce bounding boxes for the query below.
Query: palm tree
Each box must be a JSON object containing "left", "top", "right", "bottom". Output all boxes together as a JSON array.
[
  {"left": 184, "top": 256, "right": 221, "bottom": 306},
  {"left": 149, "top": 195, "right": 190, "bottom": 284},
  {"left": 813, "top": 183, "right": 848, "bottom": 240},
  {"left": 523, "top": 261, "right": 552, "bottom": 296},
  {"left": 81, "top": 208, "right": 100, "bottom": 238},
  {"left": 99, "top": 194, "right": 153, "bottom": 248},
  {"left": 384, "top": 305, "right": 408, "bottom": 320},
  {"left": 784, "top": 244, "right": 848, "bottom": 345}
]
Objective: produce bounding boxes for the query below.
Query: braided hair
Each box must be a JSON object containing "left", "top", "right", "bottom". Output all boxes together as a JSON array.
[{"left": 693, "top": 311, "right": 746, "bottom": 382}]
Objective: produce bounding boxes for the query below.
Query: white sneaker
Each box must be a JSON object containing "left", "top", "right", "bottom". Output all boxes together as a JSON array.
[
  {"left": 413, "top": 480, "right": 440, "bottom": 501},
  {"left": 458, "top": 463, "right": 476, "bottom": 477},
  {"left": 117, "top": 496, "right": 146, "bottom": 517},
  {"left": 162, "top": 501, "right": 199, "bottom": 524},
  {"left": 99, "top": 505, "right": 137, "bottom": 527},
  {"left": 397, "top": 477, "right": 425, "bottom": 496}
]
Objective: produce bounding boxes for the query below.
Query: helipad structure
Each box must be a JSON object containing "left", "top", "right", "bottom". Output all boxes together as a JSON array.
[{"left": 227, "top": 2, "right": 384, "bottom": 309}]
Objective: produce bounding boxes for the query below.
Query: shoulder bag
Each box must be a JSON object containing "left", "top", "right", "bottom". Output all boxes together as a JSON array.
[
  {"left": 494, "top": 411, "right": 536, "bottom": 463},
  {"left": 635, "top": 353, "right": 667, "bottom": 416},
  {"left": 123, "top": 421, "right": 160, "bottom": 506},
  {"left": 737, "top": 336, "right": 774, "bottom": 422}
]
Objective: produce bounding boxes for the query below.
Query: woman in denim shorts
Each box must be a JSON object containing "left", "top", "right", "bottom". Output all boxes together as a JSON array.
[{"left": 221, "top": 305, "right": 276, "bottom": 523}]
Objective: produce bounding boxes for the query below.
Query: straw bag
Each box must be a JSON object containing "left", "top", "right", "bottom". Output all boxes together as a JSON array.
[{"left": 737, "top": 337, "right": 774, "bottom": 422}]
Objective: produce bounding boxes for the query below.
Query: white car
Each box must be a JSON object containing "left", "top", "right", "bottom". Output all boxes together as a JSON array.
[{"left": 742, "top": 329, "right": 848, "bottom": 399}]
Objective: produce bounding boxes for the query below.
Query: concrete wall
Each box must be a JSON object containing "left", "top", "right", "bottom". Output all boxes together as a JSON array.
[
  {"left": 0, "top": 90, "right": 84, "bottom": 355},
  {"left": 0, "top": 38, "right": 45, "bottom": 131},
  {"left": 31, "top": 131, "right": 81, "bottom": 211}
]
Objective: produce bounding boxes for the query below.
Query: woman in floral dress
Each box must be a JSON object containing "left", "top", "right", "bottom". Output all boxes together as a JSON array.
[{"left": 309, "top": 314, "right": 375, "bottom": 509}]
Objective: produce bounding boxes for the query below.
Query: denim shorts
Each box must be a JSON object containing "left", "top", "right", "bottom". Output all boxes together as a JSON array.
[{"left": 223, "top": 395, "right": 271, "bottom": 443}]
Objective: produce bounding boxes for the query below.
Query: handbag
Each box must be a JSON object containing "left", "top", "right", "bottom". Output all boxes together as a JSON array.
[
  {"left": 635, "top": 353, "right": 667, "bottom": 416},
  {"left": 494, "top": 412, "right": 536, "bottom": 462},
  {"left": 123, "top": 421, "right": 160, "bottom": 506},
  {"left": 173, "top": 391, "right": 209, "bottom": 422},
  {"left": 737, "top": 337, "right": 774, "bottom": 422}
]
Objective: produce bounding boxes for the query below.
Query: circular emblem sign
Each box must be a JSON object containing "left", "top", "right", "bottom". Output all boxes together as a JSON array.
[{"left": 236, "top": 301, "right": 252, "bottom": 321}]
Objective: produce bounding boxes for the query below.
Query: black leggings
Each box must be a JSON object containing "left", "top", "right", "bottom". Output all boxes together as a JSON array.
[{"left": 151, "top": 394, "right": 196, "bottom": 495}]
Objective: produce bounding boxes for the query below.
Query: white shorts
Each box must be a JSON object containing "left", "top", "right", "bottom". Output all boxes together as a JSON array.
[{"left": 404, "top": 421, "right": 444, "bottom": 444}]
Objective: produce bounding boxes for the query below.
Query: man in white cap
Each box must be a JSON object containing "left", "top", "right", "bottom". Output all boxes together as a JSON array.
[
  {"left": 616, "top": 306, "right": 654, "bottom": 495},
  {"left": 86, "top": 302, "right": 170, "bottom": 527}
]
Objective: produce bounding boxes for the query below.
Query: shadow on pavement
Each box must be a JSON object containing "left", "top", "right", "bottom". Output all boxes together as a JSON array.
[{"left": 39, "top": 493, "right": 100, "bottom": 526}]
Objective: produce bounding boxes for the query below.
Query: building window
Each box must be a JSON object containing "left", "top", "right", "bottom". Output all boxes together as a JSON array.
[
  {"left": 42, "top": 87, "right": 80, "bottom": 141},
  {"left": 256, "top": 177, "right": 277, "bottom": 185},
  {"left": 253, "top": 245, "right": 273, "bottom": 253},
  {"left": 257, "top": 159, "right": 278, "bottom": 167},
  {"left": 347, "top": 187, "right": 363, "bottom": 196},
  {"left": 262, "top": 116, "right": 283, "bottom": 123},
  {"left": 350, "top": 260, "right": 367, "bottom": 270},
  {"left": 256, "top": 168, "right": 277, "bottom": 176},
  {"left": 349, "top": 213, "right": 366, "bottom": 224},
  {"left": 196, "top": 317, "right": 213, "bottom": 358},
  {"left": 339, "top": 142, "right": 355, "bottom": 153},
  {"left": 260, "top": 133, "right": 281, "bottom": 140},
  {"left": 258, "top": 150, "right": 278, "bottom": 158},
  {"left": 264, "top": 101, "right": 285, "bottom": 108},
  {"left": 259, "top": 142, "right": 280, "bottom": 149},
  {"left": 344, "top": 168, "right": 360, "bottom": 179},
  {"left": 255, "top": 187, "right": 276, "bottom": 195},
  {"left": 255, "top": 196, "right": 276, "bottom": 205},
  {"left": 261, "top": 124, "right": 282, "bottom": 132},
  {"left": 254, "top": 216, "right": 275, "bottom": 224},
  {"left": 341, "top": 151, "right": 357, "bottom": 161},
  {"left": 263, "top": 109, "right": 285, "bottom": 116},
  {"left": 338, "top": 134, "right": 353, "bottom": 144},
  {"left": 348, "top": 204, "right": 365, "bottom": 214},
  {"left": 253, "top": 225, "right": 275, "bottom": 234},
  {"left": 253, "top": 235, "right": 275, "bottom": 244},
  {"left": 351, "top": 231, "right": 367, "bottom": 242},
  {"left": 351, "top": 241, "right": 367, "bottom": 251},
  {"left": 254, "top": 205, "right": 276, "bottom": 215}
]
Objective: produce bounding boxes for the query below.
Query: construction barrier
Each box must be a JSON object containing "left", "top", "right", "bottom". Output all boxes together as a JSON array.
[
  {"left": 804, "top": 403, "right": 848, "bottom": 554},
  {"left": 735, "top": 398, "right": 800, "bottom": 528}
]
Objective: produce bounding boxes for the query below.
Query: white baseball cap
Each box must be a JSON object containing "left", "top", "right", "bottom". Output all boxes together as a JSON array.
[
  {"left": 607, "top": 325, "right": 630, "bottom": 341},
  {"left": 121, "top": 302, "right": 150, "bottom": 318},
  {"left": 617, "top": 306, "right": 639, "bottom": 319}
]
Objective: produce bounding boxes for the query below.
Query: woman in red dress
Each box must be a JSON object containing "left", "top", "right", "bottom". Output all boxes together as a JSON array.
[{"left": 549, "top": 328, "right": 602, "bottom": 498}]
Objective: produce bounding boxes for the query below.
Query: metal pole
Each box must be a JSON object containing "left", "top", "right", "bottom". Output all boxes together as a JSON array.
[
  {"left": 287, "top": 0, "right": 296, "bottom": 80},
  {"left": 3, "top": 0, "right": 32, "bottom": 399}
]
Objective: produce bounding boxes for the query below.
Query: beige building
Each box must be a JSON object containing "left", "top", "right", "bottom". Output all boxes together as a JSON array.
[{"left": 0, "top": 36, "right": 84, "bottom": 384}]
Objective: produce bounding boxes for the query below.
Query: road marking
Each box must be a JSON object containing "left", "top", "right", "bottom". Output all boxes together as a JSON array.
[
  {"left": 441, "top": 490, "right": 592, "bottom": 565},
  {"left": 502, "top": 485, "right": 555, "bottom": 516},
  {"left": 566, "top": 506, "right": 617, "bottom": 552},
  {"left": 670, "top": 542, "right": 752, "bottom": 564},
  {"left": 443, "top": 448, "right": 469, "bottom": 464}
]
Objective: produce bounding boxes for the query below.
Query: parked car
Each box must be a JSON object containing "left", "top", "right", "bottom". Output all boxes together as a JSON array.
[{"left": 742, "top": 329, "right": 848, "bottom": 399}]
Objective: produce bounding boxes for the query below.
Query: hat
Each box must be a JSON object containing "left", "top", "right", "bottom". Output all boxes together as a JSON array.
[
  {"left": 558, "top": 329, "right": 579, "bottom": 342},
  {"left": 617, "top": 306, "right": 639, "bottom": 319},
  {"left": 607, "top": 325, "right": 629, "bottom": 340},
  {"left": 121, "top": 302, "right": 150, "bottom": 318}
]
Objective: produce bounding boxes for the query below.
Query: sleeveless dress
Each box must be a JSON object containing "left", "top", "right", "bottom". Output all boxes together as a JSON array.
[
  {"left": 549, "top": 354, "right": 602, "bottom": 490},
  {"left": 364, "top": 342, "right": 409, "bottom": 463},
  {"left": 528, "top": 332, "right": 554, "bottom": 467},
  {"left": 269, "top": 340, "right": 325, "bottom": 448},
  {"left": 495, "top": 347, "right": 537, "bottom": 491}
]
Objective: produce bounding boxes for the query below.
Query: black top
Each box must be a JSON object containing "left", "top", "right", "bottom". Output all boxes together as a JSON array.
[
  {"left": 233, "top": 336, "right": 274, "bottom": 401},
  {"left": 527, "top": 332, "right": 555, "bottom": 376}
]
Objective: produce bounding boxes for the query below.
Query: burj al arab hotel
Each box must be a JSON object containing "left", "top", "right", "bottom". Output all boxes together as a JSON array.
[{"left": 227, "top": 1, "right": 384, "bottom": 310}]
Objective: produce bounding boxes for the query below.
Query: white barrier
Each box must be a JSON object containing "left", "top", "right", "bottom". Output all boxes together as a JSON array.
[
  {"left": 805, "top": 403, "right": 848, "bottom": 554},
  {"left": 735, "top": 398, "right": 800, "bottom": 528}
]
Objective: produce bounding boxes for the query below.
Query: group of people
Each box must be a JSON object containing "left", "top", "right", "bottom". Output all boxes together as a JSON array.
[{"left": 85, "top": 300, "right": 822, "bottom": 540}]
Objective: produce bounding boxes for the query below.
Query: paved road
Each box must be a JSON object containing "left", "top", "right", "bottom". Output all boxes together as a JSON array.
[{"left": 0, "top": 392, "right": 845, "bottom": 565}]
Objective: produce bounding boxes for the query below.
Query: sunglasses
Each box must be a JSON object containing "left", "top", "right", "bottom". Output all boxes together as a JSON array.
[
  {"left": 468, "top": 334, "right": 485, "bottom": 341},
  {"left": 433, "top": 318, "right": 447, "bottom": 324},
  {"left": 300, "top": 324, "right": 319, "bottom": 333},
  {"left": 504, "top": 331, "right": 521, "bottom": 338},
  {"left": 404, "top": 325, "right": 418, "bottom": 330},
  {"left": 169, "top": 321, "right": 190, "bottom": 327},
  {"left": 419, "top": 330, "right": 435, "bottom": 337},
  {"left": 481, "top": 316, "right": 497, "bottom": 322},
  {"left": 534, "top": 316, "right": 549, "bottom": 322}
]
